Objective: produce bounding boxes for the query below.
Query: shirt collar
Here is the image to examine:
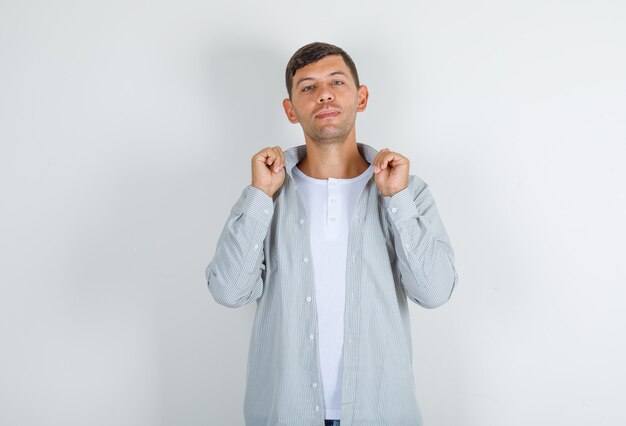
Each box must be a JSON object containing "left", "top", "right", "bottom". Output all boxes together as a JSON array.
[{"left": 283, "top": 142, "right": 379, "bottom": 179}]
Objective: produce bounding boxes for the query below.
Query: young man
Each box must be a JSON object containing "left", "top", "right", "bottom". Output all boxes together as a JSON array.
[{"left": 206, "top": 42, "right": 458, "bottom": 426}]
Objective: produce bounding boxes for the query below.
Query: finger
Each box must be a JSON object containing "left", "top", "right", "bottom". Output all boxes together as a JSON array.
[
  {"left": 274, "top": 146, "right": 285, "bottom": 171},
  {"left": 270, "top": 147, "right": 282, "bottom": 172},
  {"left": 374, "top": 148, "right": 391, "bottom": 172},
  {"left": 382, "top": 152, "right": 406, "bottom": 169},
  {"left": 379, "top": 152, "right": 395, "bottom": 170},
  {"left": 253, "top": 147, "right": 274, "bottom": 165},
  {"left": 372, "top": 151, "right": 385, "bottom": 172},
  {"left": 263, "top": 147, "right": 278, "bottom": 167}
]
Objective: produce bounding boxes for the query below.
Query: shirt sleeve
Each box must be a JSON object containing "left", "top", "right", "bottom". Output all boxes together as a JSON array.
[
  {"left": 383, "top": 175, "right": 458, "bottom": 308},
  {"left": 205, "top": 185, "right": 274, "bottom": 308}
]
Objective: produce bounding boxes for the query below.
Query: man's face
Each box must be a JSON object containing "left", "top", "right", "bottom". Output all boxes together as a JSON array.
[{"left": 283, "top": 55, "right": 368, "bottom": 144}]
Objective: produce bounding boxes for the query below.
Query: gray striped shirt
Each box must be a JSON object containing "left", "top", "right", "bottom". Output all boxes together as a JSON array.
[{"left": 206, "top": 143, "right": 458, "bottom": 426}]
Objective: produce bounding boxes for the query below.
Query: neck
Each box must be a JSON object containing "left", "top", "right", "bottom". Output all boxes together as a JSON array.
[{"left": 297, "top": 129, "right": 370, "bottom": 179}]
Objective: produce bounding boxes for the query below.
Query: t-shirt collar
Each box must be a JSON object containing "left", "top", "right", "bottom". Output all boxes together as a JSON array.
[{"left": 283, "top": 142, "right": 379, "bottom": 179}]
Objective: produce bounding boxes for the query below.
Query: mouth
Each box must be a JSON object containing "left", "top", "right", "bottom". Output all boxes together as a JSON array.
[{"left": 315, "top": 109, "right": 340, "bottom": 119}]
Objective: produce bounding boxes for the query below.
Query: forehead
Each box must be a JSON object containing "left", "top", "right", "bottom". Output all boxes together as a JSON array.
[{"left": 293, "top": 55, "right": 350, "bottom": 79}]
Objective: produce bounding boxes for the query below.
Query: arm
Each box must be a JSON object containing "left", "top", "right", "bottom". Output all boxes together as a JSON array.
[
  {"left": 205, "top": 185, "right": 274, "bottom": 308},
  {"left": 383, "top": 175, "right": 458, "bottom": 308}
]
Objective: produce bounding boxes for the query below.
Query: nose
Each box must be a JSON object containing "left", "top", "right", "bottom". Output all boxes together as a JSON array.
[{"left": 317, "top": 89, "right": 334, "bottom": 103}]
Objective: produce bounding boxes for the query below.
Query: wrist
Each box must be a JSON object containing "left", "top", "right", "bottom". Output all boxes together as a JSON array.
[
  {"left": 251, "top": 183, "right": 273, "bottom": 197},
  {"left": 383, "top": 184, "right": 408, "bottom": 197}
]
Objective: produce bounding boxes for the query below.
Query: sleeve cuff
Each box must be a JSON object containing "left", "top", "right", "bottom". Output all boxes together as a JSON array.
[
  {"left": 240, "top": 185, "right": 274, "bottom": 226},
  {"left": 383, "top": 185, "right": 420, "bottom": 223}
]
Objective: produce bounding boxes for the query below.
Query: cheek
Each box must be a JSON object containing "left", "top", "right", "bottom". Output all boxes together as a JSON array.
[{"left": 294, "top": 103, "right": 311, "bottom": 117}]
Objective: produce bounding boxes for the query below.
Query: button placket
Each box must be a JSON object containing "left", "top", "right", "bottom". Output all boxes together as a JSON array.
[{"left": 327, "top": 179, "right": 338, "bottom": 230}]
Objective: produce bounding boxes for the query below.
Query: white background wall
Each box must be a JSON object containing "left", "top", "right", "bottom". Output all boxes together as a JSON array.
[{"left": 1, "top": 1, "right": 625, "bottom": 425}]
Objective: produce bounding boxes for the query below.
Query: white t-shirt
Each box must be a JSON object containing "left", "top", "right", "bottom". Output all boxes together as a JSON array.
[{"left": 292, "top": 163, "right": 374, "bottom": 420}]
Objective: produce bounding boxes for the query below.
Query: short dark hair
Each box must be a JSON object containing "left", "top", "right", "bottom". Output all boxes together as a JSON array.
[{"left": 285, "top": 42, "right": 360, "bottom": 99}]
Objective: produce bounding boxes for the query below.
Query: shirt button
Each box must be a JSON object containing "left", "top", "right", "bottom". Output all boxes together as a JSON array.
[
  {"left": 391, "top": 207, "right": 397, "bottom": 213},
  {"left": 299, "top": 219, "right": 305, "bottom": 225},
  {"left": 405, "top": 243, "right": 410, "bottom": 248},
  {"left": 254, "top": 244, "right": 259, "bottom": 250},
  {"left": 309, "top": 334, "right": 314, "bottom": 340},
  {"left": 314, "top": 405, "right": 320, "bottom": 412},
  {"left": 312, "top": 382, "right": 318, "bottom": 388},
  {"left": 264, "top": 208, "right": 270, "bottom": 214},
  {"left": 306, "top": 296, "right": 312, "bottom": 302},
  {"left": 303, "top": 257, "right": 309, "bottom": 263}
]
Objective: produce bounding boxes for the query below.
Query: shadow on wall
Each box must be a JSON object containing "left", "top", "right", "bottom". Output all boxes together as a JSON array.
[
  {"left": 204, "top": 42, "right": 292, "bottom": 157},
  {"left": 62, "top": 42, "right": 292, "bottom": 425},
  {"left": 192, "top": 42, "right": 293, "bottom": 425}
]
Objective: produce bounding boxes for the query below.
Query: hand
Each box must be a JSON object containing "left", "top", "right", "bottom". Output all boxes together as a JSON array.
[
  {"left": 372, "top": 148, "right": 410, "bottom": 197},
  {"left": 251, "top": 146, "right": 286, "bottom": 197}
]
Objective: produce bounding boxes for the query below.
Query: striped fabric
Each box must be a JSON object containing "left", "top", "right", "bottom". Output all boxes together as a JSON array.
[{"left": 206, "top": 142, "right": 458, "bottom": 426}]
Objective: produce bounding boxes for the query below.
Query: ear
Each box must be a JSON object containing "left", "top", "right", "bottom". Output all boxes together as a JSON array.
[
  {"left": 282, "top": 98, "right": 299, "bottom": 124},
  {"left": 356, "top": 84, "right": 369, "bottom": 112}
]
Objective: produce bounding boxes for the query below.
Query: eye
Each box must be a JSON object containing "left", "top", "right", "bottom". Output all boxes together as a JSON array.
[
  {"left": 332, "top": 80, "right": 345, "bottom": 85},
  {"left": 302, "top": 85, "right": 315, "bottom": 92}
]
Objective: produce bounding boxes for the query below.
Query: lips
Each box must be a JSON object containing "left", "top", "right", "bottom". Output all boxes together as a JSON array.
[{"left": 315, "top": 109, "right": 340, "bottom": 119}]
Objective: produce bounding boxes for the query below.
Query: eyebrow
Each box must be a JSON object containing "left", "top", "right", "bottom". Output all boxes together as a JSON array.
[{"left": 295, "top": 71, "right": 348, "bottom": 87}]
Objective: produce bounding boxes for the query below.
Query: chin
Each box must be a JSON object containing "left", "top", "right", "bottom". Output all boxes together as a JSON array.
[
  {"left": 309, "top": 125, "right": 352, "bottom": 142},
  {"left": 311, "top": 132, "right": 346, "bottom": 143}
]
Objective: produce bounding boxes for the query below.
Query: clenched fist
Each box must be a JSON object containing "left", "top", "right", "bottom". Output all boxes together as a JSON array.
[
  {"left": 372, "top": 148, "right": 410, "bottom": 197},
  {"left": 251, "top": 146, "right": 286, "bottom": 197}
]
